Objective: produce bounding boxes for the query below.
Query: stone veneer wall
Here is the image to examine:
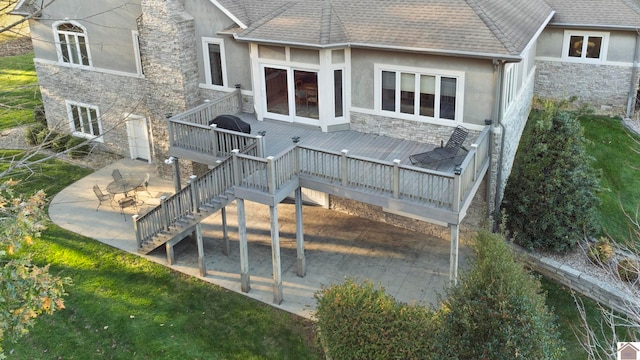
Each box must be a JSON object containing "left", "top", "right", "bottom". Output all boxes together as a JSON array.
[
  {"left": 139, "top": 0, "right": 201, "bottom": 178},
  {"left": 535, "top": 60, "right": 637, "bottom": 115},
  {"left": 36, "top": 63, "right": 147, "bottom": 157},
  {"left": 492, "top": 70, "right": 536, "bottom": 209}
]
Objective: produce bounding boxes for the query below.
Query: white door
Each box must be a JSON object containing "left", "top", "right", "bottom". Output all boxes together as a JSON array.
[{"left": 125, "top": 116, "right": 151, "bottom": 162}]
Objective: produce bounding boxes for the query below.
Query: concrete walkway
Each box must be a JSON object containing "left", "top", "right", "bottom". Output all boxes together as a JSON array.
[{"left": 49, "top": 158, "right": 472, "bottom": 319}]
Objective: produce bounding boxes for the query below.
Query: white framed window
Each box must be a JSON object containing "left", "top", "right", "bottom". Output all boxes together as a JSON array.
[
  {"left": 562, "top": 30, "right": 609, "bottom": 62},
  {"left": 66, "top": 101, "right": 103, "bottom": 141},
  {"left": 53, "top": 21, "right": 91, "bottom": 66},
  {"left": 202, "top": 37, "right": 228, "bottom": 88},
  {"left": 376, "top": 65, "right": 464, "bottom": 122},
  {"left": 132, "top": 30, "right": 143, "bottom": 76},
  {"left": 503, "top": 62, "right": 521, "bottom": 111}
]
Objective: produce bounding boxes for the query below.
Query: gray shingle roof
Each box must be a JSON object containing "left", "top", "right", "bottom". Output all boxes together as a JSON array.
[
  {"left": 544, "top": 0, "right": 640, "bottom": 29},
  {"left": 216, "top": 0, "right": 555, "bottom": 58}
]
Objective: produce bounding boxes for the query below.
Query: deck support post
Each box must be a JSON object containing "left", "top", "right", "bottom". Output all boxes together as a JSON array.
[
  {"left": 166, "top": 241, "right": 175, "bottom": 265},
  {"left": 270, "top": 204, "right": 283, "bottom": 304},
  {"left": 221, "top": 207, "right": 230, "bottom": 256},
  {"left": 295, "top": 188, "right": 306, "bottom": 277},
  {"left": 195, "top": 223, "right": 206, "bottom": 276},
  {"left": 237, "top": 199, "right": 250, "bottom": 292},
  {"left": 449, "top": 223, "right": 459, "bottom": 286}
]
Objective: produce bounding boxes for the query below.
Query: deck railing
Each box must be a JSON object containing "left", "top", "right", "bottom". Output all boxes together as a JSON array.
[{"left": 136, "top": 119, "right": 491, "bottom": 248}]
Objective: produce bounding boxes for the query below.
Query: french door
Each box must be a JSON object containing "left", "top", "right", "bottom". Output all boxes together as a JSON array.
[{"left": 263, "top": 65, "right": 319, "bottom": 124}]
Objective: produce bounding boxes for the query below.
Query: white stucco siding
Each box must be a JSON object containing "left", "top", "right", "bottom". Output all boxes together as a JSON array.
[
  {"left": 349, "top": 48, "right": 496, "bottom": 127},
  {"left": 30, "top": 0, "right": 142, "bottom": 74}
]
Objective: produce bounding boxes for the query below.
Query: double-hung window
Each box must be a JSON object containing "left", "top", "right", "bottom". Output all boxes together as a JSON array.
[
  {"left": 55, "top": 22, "right": 91, "bottom": 66},
  {"left": 562, "top": 31, "right": 608, "bottom": 62},
  {"left": 379, "top": 67, "right": 462, "bottom": 121},
  {"left": 66, "top": 101, "right": 102, "bottom": 140},
  {"left": 202, "top": 37, "right": 227, "bottom": 88}
]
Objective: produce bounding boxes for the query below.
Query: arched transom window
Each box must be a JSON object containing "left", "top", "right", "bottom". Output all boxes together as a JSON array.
[{"left": 55, "top": 22, "right": 91, "bottom": 66}]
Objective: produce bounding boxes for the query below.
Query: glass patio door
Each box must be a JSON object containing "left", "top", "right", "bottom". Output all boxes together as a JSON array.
[{"left": 263, "top": 66, "right": 319, "bottom": 123}]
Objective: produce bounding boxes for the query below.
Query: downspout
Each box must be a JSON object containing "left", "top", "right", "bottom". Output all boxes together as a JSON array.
[
  {"left": 625, "top": 29, "right": 640, "bottom": 119},
  {"left": 492, "top": 59, "right": 506, "bottom": 214}
]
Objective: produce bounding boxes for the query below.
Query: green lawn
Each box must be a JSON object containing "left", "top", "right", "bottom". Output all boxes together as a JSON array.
[
  {"left": 580, "top": 115, "right": 640, "bottom": 243},
  {"left": 0, "top": 53, "right": 40, "bottom": 130},
  {"left": 1, "top": 151, "right": 322, "bottom": 359}
]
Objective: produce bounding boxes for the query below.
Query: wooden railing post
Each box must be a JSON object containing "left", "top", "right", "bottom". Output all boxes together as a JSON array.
[
  {"left": 210, "top": 123, "right": 219, "bottom": 157},
  {"left": 392, "top": 159, "right": 401, "bottom": 198},
  {"left": 471, "top": 144, "right": 479, "bottom": 181},
  {"left": 235, "top": 84, "right": 242, "bottom": 112},
  {"left": 267, "top": 156, "right": 276, "bottom": 195},
  {"left": 232, "top": 149, "right": 241, "bottom": 186},
  {"left": 132, "top": 214, "right": 141, "bottom": 247},
  {"left": 341, "top": 149, "right": 349, "bottom": 186},
  {"left": 188, "top": 174, "right": 199, "bottom": 214},
  {"left": 160, "top": 195, "right": 170, "bottom": 231},
  {"left": 453, "top": 168, "right": 462, "bottom": 213},
  {"left": 256, "top": 134, "right": 265, "bottom": 158},
  {"left": 166, "top": 118, "right": 175, "bottom": 147}
]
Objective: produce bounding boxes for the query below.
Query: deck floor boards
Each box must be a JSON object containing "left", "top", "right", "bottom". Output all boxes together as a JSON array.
[{"left": 238, "top": 114, "right": 455, "bottom": 172}]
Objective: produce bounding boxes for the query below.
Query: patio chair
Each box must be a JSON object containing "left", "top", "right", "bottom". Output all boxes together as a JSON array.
[
  {"left": 111, "top": 169, "right": 123, "bottom": 181},
  {"left": 93, "top": 184, "right": 114, "bottom": 211},
  {"left": 135, "top": 173, "right": 150, "bottom": 196},
  {"left": 118, "top": 194, "right": 138, "bottom": 221},
  {"left": 409, "top": 126, "right": 469, "bottom": 167}
]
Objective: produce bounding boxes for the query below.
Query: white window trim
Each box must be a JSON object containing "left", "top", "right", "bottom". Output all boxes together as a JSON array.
[
  {"left": 561, "top": 30, "right": 609, "bottom": 63},
  {"left": 202, "top": 37, "right": 228, "bottom": 90},
  {"left": 65, "top": 100, "right": 103, "bottom": 142},
  {"left": 503, "top": 62, "right": 521, "bottom": 112},
  {"left": 374, "top": 64, "right": 465, "bottom": 124},
  {"left": 52, "top": 20, "right": 92, "bottom": 67},
  {"left": 132, "top": 30, "right": 143, "bottom": 76}
]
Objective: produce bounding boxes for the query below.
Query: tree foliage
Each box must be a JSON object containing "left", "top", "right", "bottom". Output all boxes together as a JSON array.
[
  {"left": 0, "top": 180, "right": 70, "bottom": 358},
  {"left": 503, "top": 98, "right": 600, "bottom": 253}
]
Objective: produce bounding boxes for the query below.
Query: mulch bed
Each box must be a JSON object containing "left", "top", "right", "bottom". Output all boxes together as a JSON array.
[{"left": 0, "top": 36, "right": 33, "bottom": 57}]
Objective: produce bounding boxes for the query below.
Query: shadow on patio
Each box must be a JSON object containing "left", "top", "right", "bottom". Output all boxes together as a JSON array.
[{"left": 49, "top": 158, "right": 472, "bottom": 319}]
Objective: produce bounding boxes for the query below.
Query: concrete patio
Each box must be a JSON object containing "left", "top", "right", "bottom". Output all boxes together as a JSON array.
[{"left": 49, "top": 158, "right": 473, "bottom": 319}]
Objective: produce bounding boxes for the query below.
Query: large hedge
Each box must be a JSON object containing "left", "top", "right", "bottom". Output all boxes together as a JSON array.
[
  {"left": 315, "top": 231, "right": 564, "bottom": 359},
  {"left": 502, "top": 99, "right": 600, "bottom": 253},
  {"left": 434, "top": 230, "right": 564, "bottom": 359}
]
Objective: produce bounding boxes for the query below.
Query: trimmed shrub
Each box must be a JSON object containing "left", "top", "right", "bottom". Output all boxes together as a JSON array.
[
  {"left": 617, "top": 257, "right": 639, "bottom": 283},
  {"left": 503, "top": 98, "right": 600, "bottom": 253},
  {"left": 433, "top": 230, "right": 564, "bottom": 359},
  {"left": 314, "top": 278, "right": 436, "bottom": 360},
  {"left": 36, "top": 129, "right": 55, "bottom": 149},
  {"left": 24, "top": 123, "right": 46, "bottom": 146},
  {"left": 33, "top": 105, "right": 47, "bottom": 126},
  {"left": 587, "top": 237, "right": 614, "bottom": 266},
  {"left": 65, "top": 136, "right": 90, "bottom": 159}
]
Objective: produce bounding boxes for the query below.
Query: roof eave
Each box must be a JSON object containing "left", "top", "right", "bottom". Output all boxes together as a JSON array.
[
  {"left": 233, "top": 35, "right": 523, "bottom": 62},
  {"left": 208, "top": 0, "right": 248, "bottom": 29},
  {"left": 548, "top": 22, "right": 640, "bottom": 31}
]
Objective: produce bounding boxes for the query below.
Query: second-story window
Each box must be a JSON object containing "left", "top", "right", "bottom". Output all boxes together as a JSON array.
[
  {"left": 55, "top": 22, "right": 91, "bottom": 66},
  {"left": 202, "top": 38, "right": 227, "bottom": 88}
]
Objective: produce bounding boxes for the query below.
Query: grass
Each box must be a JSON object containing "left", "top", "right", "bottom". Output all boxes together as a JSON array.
[
  {"left": 1, "top": 150, "right": 322, "bottom": 359},
  {"left": 580, "top": 115, "right": 640, "bottom": 243},
  {"left": 0, "top": 53, "right": 41, "bottom": 130}
]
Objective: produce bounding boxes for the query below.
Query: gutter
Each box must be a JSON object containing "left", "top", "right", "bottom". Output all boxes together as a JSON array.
[
  {"left": 626, "top": 29, "right": 640, "bottom": 118},
  {"left": 232, "top": 34, "right": 524, "bottom": 62},
  {"left": 547, "top": 23, "right": 640, "bottom": 31}
]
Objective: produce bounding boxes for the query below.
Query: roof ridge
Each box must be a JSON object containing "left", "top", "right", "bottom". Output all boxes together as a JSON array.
[
  {"left": 320, "top": 2, "right": 349, "bottom": 45},
  {"left": 620, "top": 0, "right": 640, "bottom": 16},
  {"left": 465, "top": 0, "right": 517, "bottom": 54},
  {"left": 244, "top": 1, "right": 295, "bottom": 30}
]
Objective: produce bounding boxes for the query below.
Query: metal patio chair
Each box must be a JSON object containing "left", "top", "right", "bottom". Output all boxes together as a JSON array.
[{"left": 93, "top": 184, "right": 114, "bottom": 211}]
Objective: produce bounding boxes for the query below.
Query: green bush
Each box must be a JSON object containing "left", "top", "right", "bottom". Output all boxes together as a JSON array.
[
  {"left": 24, "top": 123, "right": 46, "bottom": 146},
  {"left": 52, "top": 133, "right": 72, "bottom": 153},
  {"left": 503, "top": 98, "right": 600, "bottom": 253},
  {"left": 65, "top": 136, "right": 90, "bottom": 159},
  {"left": 433, "top": 230, "right": 564, "bottom": 359},
  {"left": 33, "top": 105, "right": 47, "bottom": 126},
  {"left": 314, "top": 278, "right": 436, "bottom": 360},
  {"left": 36, "top": 129, "right": 55, "bottom": 149},
  {"left": 587, "top": 237, "right": 614, "bottom": 266},
  {"left": 617, "top": 257, "right": 639, "bottom": 283}
]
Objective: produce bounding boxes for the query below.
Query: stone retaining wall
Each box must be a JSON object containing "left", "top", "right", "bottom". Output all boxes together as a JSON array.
[{"left": 515, "top": 246, "right": 639, "bottom": 317}]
